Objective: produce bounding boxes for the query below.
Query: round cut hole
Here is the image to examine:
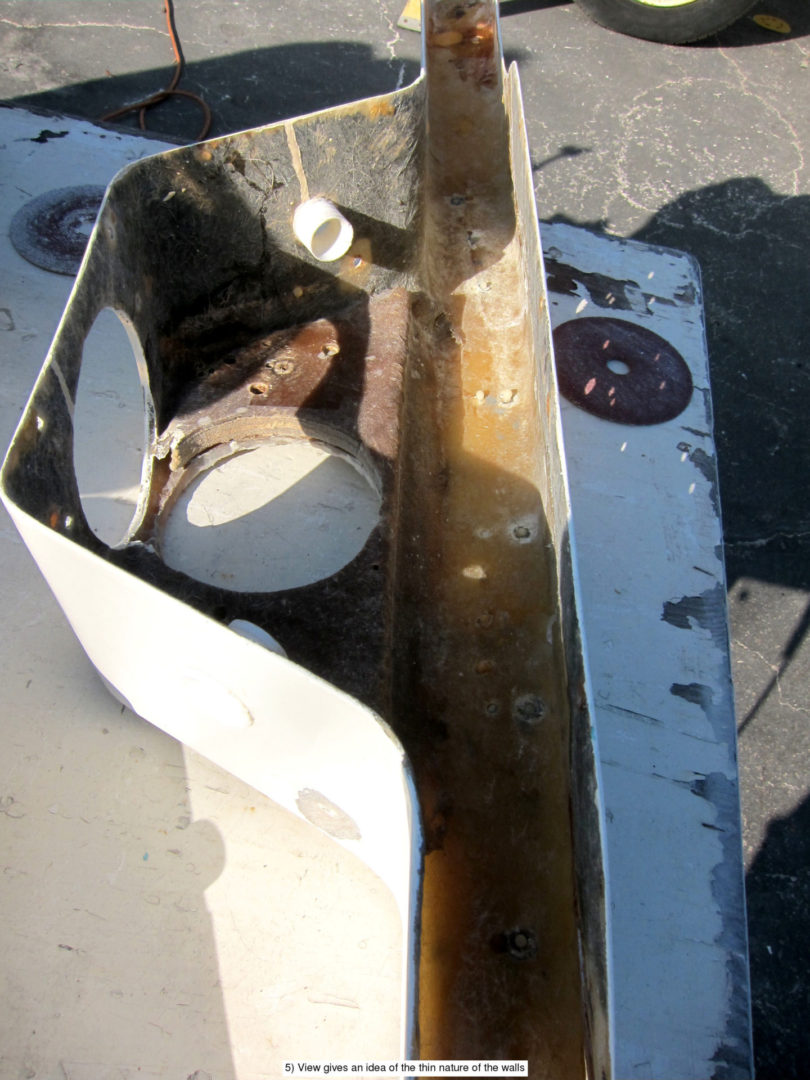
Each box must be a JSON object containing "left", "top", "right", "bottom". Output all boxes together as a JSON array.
[
  {"left": 73, "top": 307, "right": 149, "bottom": 545},
  {"left": 606, "top": 358, "right": 631, "bottom": 376},
  {"left": 160, "top": 440, "right": 380, "bottom": 592}
]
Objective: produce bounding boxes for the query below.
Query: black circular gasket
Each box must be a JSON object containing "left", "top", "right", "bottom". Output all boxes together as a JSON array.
[
  {"left": 553, "top": 316, "right": 693, "bottom": 426},
  {"left": 10, "top": 185, "right": 106, "bottom": 275}
]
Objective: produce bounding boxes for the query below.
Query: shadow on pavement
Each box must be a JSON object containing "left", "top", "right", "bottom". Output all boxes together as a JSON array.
[
  {"left": 3, "top": 41, "right": 423, "bottom": 141},
  {"left": 3, "top": 37, "right": 525, "bottom": 143},
  {"left": 745, "top": 793, "right": 810, "bottom": 1077},
  {"left": 696, "top": 0, "right": 810, "bottom": 46}
]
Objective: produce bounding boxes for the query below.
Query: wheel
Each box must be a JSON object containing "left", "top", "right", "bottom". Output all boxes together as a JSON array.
[{"left": 573, "top": 0, "right": 758, "bottom": 43}]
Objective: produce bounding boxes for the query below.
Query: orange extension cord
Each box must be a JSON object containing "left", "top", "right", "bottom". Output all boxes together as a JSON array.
[{"left": 100, "top": 0, "right": 212, "bottom": 141}]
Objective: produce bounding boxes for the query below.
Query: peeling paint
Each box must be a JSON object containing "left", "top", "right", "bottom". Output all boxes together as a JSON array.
[
  {"left": 689, "top": 446, "right": 720, "bottom": 512},
  {"left": 545, "top": 258, "right": 650, "bottom": 314},
  {"left": 674, "top": 282, "right": 697, "bottom": 305},
  {"left": 689, "top": 773, "right": 754, "bottom": 1080},
  {"left": 671, "top": 681, "right": 714, "bottom": 710},
  {"left": 661, "top": 583, "right": 728, "bottom": 649},
  {"left": 30, "top": 128, "right": 69, "bottom": 144}
]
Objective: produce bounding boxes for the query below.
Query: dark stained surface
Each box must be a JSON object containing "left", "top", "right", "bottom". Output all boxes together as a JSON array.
[{"left": 553, "top": 315, "right": 694, "bottom": 424}]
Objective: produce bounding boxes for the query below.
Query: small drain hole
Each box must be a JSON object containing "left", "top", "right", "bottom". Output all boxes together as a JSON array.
[{"left": 606, "top": 358, "right": 631, "bottom": 376}]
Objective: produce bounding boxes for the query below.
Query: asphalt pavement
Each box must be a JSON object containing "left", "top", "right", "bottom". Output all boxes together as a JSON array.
[{"left": 2, "top": 0, "right": 809, "bottom": 1074}]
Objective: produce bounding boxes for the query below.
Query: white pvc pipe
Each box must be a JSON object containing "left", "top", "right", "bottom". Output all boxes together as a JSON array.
[{"left": 292, "top": 197, "right": 354, "bottom": 261}]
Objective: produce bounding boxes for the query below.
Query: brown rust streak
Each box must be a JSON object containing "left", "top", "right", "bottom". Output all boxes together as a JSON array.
[{"left": 391, "top": 1, "right": 585, "bottom": 1070}]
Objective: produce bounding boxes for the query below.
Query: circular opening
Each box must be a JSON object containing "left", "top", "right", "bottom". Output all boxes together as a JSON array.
[
  {"left": 70, "top": 210, "right": 97, "bottom": 240},
  {"left": 311, "top": 218, "right": 342, "bottom": 259},
  {"left": 159, "top": 440, "right": 380, "bottom": 592},
  {"left": 606, "top": 358, "right": 631, "bottom": 376},
  {"left": 73, "top": 307, "right": 149, "bottom": 544}
]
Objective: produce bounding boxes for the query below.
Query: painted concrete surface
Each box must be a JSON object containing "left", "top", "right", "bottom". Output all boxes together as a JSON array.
[{"left": 2, "top": 0, "right": 809, "bottom": 1074}]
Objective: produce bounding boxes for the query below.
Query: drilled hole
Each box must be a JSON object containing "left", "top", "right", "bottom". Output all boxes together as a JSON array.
[
  {"left": 513, "top": 693, "right": 547, "bottom": 729},
  {"left": 606, "top": 358, "right": 631, "bottom": 376}
]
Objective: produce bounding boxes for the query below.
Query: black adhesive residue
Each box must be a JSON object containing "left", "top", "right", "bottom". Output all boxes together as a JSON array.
[
  {"left": 671, "top": 682, "right": 715, "bottom": 710},
  {"left": 544, "top": 259, "right": 643, "bottom": 312},
  {"left": 661, "top": 583, "right": 727, "bottom": 648},
  {"left": 30, "top": 129, "right": 69, "bottom": 144}
]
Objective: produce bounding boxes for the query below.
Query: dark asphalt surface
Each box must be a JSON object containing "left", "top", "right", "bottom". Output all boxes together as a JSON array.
[{"left": 2, "top": 1, "right": 809, "bottom": 1074}]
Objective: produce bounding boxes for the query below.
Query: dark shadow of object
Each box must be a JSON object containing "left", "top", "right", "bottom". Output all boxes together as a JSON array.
[
  {"left": 3, "top": 41, "right": 423, "bottom": 141},
  {"left": 501, "top": 0, "right": 572, "bottom": 16},
  {"left": 2, "top": 39, "right": 528, "bottom": 143},
  {"left": 745, "top": 794, "right": 810, "bottom": 1076},
  {"left": 532, "top": 144, "right": 591, "bottom": 173},
  {"left": 696, "top": 0, "right": 810, "bottom": 46}
]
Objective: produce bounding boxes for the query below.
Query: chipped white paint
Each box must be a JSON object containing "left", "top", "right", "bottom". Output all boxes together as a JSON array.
[{"left": 546, "top": 222, "right": 753, "bottom": 1079}]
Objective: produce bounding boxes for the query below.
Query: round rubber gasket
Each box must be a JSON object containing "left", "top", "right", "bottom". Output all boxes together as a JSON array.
[
  {"left": 10, "top": 185, "right": 105, "bottom": 275},
  {"left": 553, "top": 316, "right": 693, "bottom": 426}
]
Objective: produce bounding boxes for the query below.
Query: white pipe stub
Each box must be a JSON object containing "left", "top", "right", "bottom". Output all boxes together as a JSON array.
[{"left": 292, "top": 197, "right": 354, "bottom": 262}]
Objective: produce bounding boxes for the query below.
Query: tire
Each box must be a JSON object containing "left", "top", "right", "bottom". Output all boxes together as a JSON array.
[{"left": 573, "top": 0, "right": 758, "bottom": 43}]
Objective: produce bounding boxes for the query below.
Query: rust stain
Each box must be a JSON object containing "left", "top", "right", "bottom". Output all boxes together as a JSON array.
[
  {"left": 431, "top": 30, "right": 464, "bottom": 46},
  {"left": 389, "top": 1, "right": 586, "bottom": 1068},
  {"left": 398, "top": 244, "right": 585, "bottom": 1069},
  {"left": 339, "top": 237, "right": 373, "bottom": 288},
  {"left": 356, "top": 97, "right": 397, "bottom": 120}
]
